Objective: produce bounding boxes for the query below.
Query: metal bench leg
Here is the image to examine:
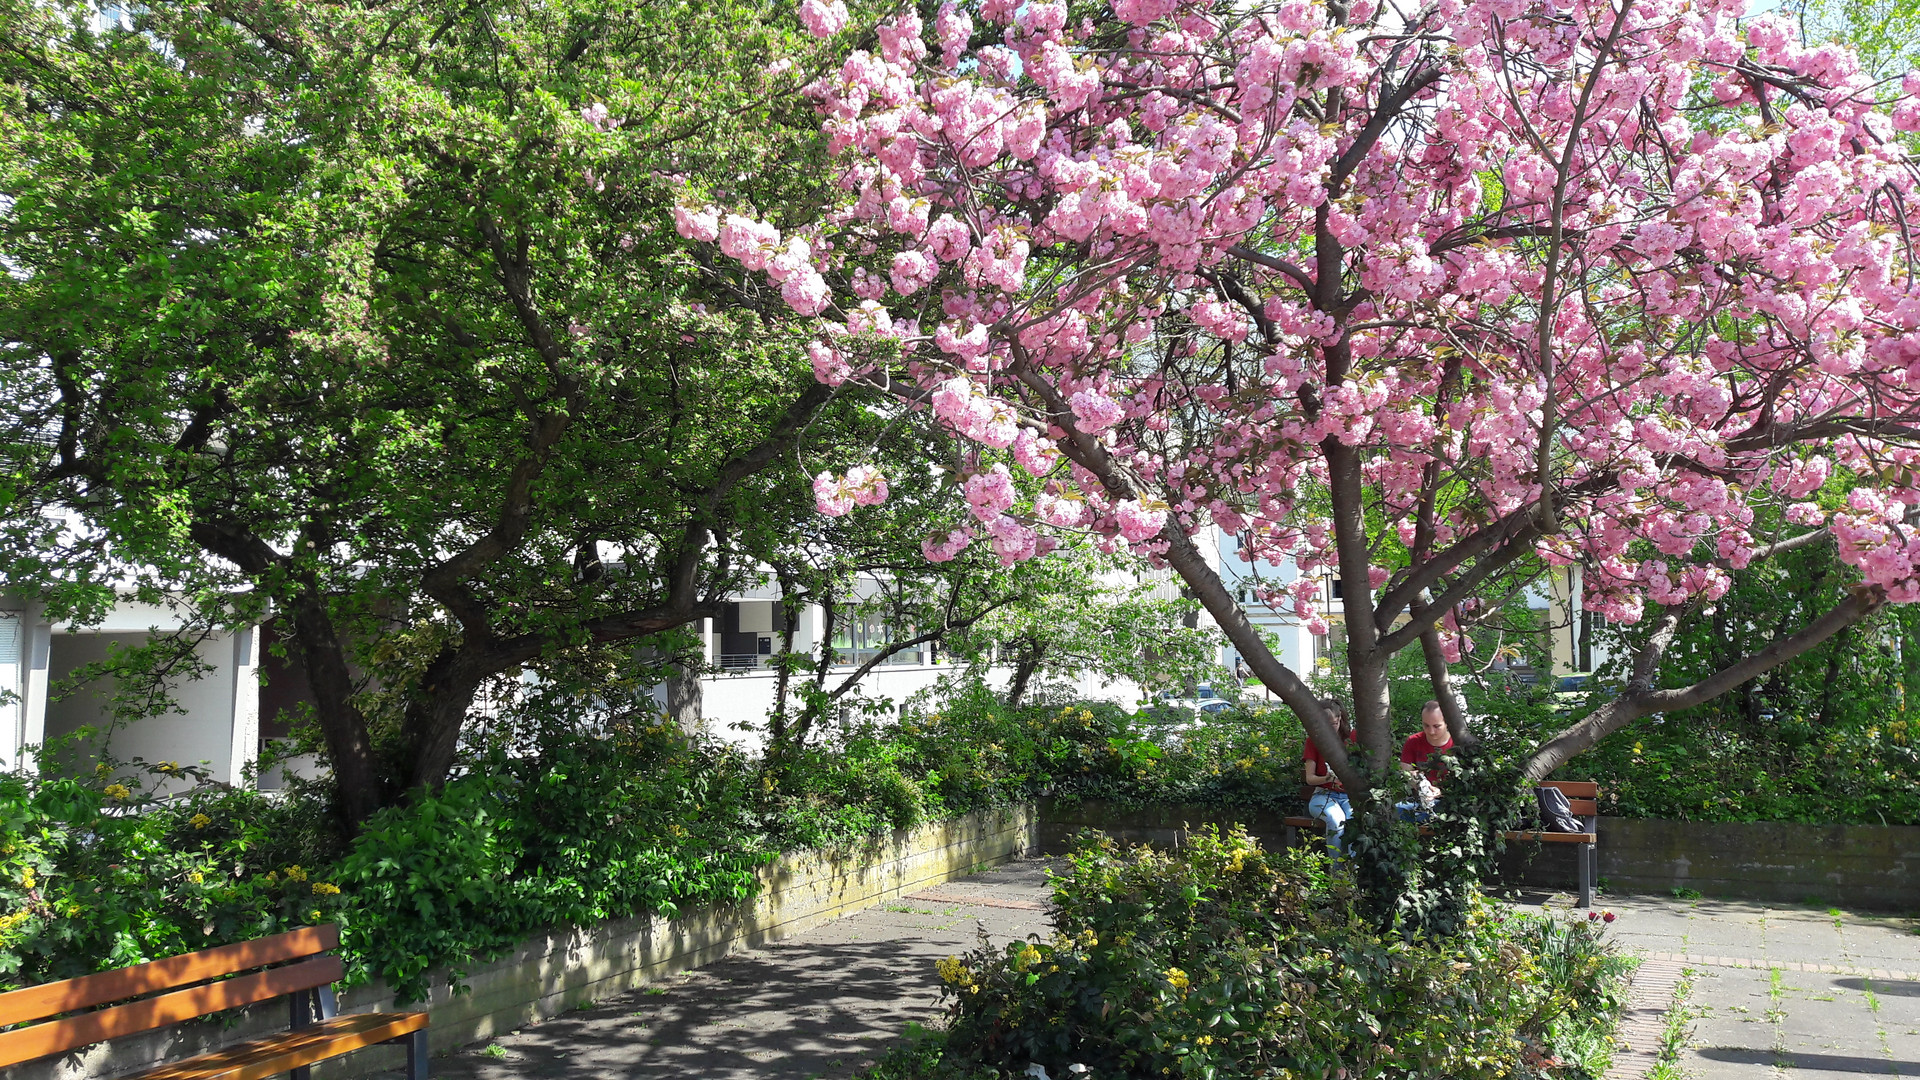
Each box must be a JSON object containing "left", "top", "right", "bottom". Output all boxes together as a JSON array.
[
  {"left": 1577, "top": 841, "right": 1593, "bottom": 908},
  {"left": 290, "top": 990, "right": 315, "bottom": 1080},
  {"left": 404, "top": 1027, "right": 429, "bottom": 1080}
]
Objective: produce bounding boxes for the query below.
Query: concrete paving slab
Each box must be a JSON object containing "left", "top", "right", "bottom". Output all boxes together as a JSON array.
[{"left": 1506, "top": 889, "right": 1920, "bottom": 1078}]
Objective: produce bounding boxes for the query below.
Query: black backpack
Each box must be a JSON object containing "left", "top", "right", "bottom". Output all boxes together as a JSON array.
[{"left": 1534, "top": 786, "right": 1582, "bottom": 833}]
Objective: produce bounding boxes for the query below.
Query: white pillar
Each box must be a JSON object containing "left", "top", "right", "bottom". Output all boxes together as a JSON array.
[
  {"left": 228, "top": 626, "right": 261, "bottom": 786},
  {"left": 22, "top": 620, "right": 51, "bottom": 770},
  {"left": 0, "top": 612, "right": 20, "bottom": 771}
]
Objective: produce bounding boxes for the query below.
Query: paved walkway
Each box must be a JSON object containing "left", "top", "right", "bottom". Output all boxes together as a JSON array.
[
  {"left": 422, "top": 859, "right": 1056, "bottom": 1080},
  {"left": 417, "top": 862, "right": 1920, "bottom": 1080},
  {"left": 1509, "top": 889, "right": 1920, "bottom": 1078}
]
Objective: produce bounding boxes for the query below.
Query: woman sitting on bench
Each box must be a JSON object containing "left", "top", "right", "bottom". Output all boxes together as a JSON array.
[{"left": 1302, "top": 698, "right": 1357, "bottom": 855}]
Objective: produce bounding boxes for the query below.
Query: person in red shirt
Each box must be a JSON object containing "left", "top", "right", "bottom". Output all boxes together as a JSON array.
[
  {"left": 1302, "top": 699, "right": 1356, "bottom": 854},
  {"left": 1396, "top": 700, "right": 1454, "bottom": 821}
]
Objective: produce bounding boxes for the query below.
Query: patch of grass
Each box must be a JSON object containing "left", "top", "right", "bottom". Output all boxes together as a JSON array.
[
  {"left": 642, "top": 986, "right": 669, "bottom": 996},
  {"left": 1671, "top": 886, "right": 1703, "bottom": 900},
  {"left": 480, "top": 1043, "right": 508, "bottom": 1060}
]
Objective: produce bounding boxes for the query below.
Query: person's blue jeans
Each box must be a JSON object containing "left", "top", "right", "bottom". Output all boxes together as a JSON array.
[
  {"left": 1395, "top": 800, "right": 1434, "bottom": 823},
  {"left": 1308, "top": 790, "right": 1351, "bottom": 854}
]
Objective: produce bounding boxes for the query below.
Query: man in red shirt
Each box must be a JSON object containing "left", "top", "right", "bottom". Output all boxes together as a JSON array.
[{"left": 1396, "top": 700, "right": 1454, "bottom": 820}]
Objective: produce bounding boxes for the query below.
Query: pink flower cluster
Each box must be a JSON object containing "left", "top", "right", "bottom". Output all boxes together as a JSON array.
[
  {"left": 813, "top": 466, "right": 889, "bottom": 517},
  {"left": 683, "top": 0, "right": 1920, "bottom": 631}
]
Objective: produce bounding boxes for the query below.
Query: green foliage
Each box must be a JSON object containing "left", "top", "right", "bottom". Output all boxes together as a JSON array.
[
  {"left": 1545, "top": 522, "right": 1920, "bottom": 826},
  {"left": 0, "top": 756, "right": 346, "bottom": 988},
  {"left": 920, "top": 829, "right": 1631, "bottom": 1080}
]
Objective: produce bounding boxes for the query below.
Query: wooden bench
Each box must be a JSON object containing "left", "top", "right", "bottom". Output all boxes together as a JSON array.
[
  {"left": 1500, "top": 780, "right": 1601, "bottom": 909},
  {"left": 0, "top": 924, "right": 427, "bottom": 1080},
  {"left": 1282, "top": 779, "right": 1602, "bottom": 908}
]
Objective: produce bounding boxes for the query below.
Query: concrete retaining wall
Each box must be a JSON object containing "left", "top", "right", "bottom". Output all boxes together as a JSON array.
[{"left": 8, "top": 805, "right": 1039, "bottom": 1080}]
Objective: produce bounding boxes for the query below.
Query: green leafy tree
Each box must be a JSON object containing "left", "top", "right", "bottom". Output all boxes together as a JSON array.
[{"left": 0, "top": 0, "right": 898, "bottom": 826}]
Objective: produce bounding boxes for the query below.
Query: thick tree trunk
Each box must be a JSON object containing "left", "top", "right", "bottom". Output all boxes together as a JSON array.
[
  {"left": 665, "top": 664, "right": 703, "bottom": 734},
  {"left": 284, "top": 594, "right": 388, "bottom": 829},
  {"left": 1006, "top": 640, "right": 1044, "bottom": 709}
]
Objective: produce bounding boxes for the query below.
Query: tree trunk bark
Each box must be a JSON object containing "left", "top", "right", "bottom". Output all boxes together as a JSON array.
[
  {"left": 284, "top": 593, "right": 388, "bottom": 829},
  {"left": 665, "top": 664, "right": 703, "bottom": 734},
  {"left": 1006, "top": 639, "right": 1044, "bottom": 709}
]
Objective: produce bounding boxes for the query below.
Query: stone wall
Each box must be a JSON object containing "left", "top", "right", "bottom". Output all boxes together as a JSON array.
[
  {"left": 7, "top": 805, "right": 1039, "bottom": 1080},
  {"left": 1500, "top": 816, "right": 1920, "bottom": 911}
]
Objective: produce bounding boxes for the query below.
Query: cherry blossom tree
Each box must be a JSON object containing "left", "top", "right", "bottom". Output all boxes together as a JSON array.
[{"left": 677, "top": 0, "right": 1920, "bottom": 802}]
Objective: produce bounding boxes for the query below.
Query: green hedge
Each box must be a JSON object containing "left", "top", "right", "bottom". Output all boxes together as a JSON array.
[{"left": 896, "top": 828, "right": 1633, "bottom": 1080}]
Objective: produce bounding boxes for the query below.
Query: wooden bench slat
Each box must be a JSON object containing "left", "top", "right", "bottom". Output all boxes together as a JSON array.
[
  {"left": 1542, "top": 780, "right": 1599, "bottom": 799},
  {"left": 0, "top": 956, "right": 343, "bottom": 1067},
  {"left": 1566, "top": 799, "right": 1598, "bottom": 816},
  {"left": 1502, "top": 830, "right": 1598, "bottom": 844},
  {"left": 121, "top": 1011, "right": 427, "bottom": 1080},
  {"left": 0, "top": 925, "right": 340, "bottom": 1029}
]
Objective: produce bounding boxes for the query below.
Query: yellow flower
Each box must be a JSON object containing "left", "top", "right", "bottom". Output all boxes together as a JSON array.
[
  {"left": 285, "top": 866, "right": 308, "bottom": 883},
  {"left": 935, "top": 955, "right": 974, "bottom": 987},
  {"left": 94, "top": 763, "right": 111, "bottom": 777},
  {"left": 1076, "top": 928, "right": 1098, "bottom": 948},
  {"left": 154, "top": 761, "right": 180, "bottom": 774},
  {"left": 1195, "top": 1035, "right": 1214, "bottom": 1046},
  {"left": 20, "top": 867, "right": 35, "bottom": 890},
  {"left": 103, "top": 783, "right": 133, "bottom": 800},
  {"left": 265, "top": 871, "right": 279, "bottom": 884},
  {"left": 189, "top": 814, "right": 212, "bottom": 830},
  {"left": 1227, "top": 850, "right": 1248, "bottom": 874},
  {"left": 1165, "top": 967, "right": 1190, "bottom": 992},
  {"left": 308, "top": 909, "right": 324, "bottom": 922},
  {"left": 187, "top": 870, "right": 205, "bottom": 885},
  {"left": 311, "top": 882, "right": 341, "bottom": 896},
  {"left": 1631, "top": 742, "right": 1644, "bottom": 755},
  {"left": 0, "top": 909, "right": 32, "bottom": 935},
  {"left": 1011, "top": 943, "right": 1041, "bottom": 972}
]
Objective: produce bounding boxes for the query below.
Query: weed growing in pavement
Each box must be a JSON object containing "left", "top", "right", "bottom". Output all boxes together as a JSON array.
[{"left": 1648, "top": 968, "right": 1702, "bottom": 1080}]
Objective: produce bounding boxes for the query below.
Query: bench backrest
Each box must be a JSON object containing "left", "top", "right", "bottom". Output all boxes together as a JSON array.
[
  {"left": 0, "top": 924, "right": 342, "bottom": 1067},
  {"left": 1541, "top": 779, "right": 1599, "bottom": 819}
]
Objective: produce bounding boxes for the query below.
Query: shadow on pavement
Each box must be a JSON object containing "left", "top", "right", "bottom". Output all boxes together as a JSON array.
[
  {"left": 1696, "top": 1047, "right": 1910, "bottom": 1074},
  {"left": 1835, "top": 976, "right": 1920, "bottom": 997},
  {"left": 430, "top": 925, "right": 997, "bottom": 1079}
]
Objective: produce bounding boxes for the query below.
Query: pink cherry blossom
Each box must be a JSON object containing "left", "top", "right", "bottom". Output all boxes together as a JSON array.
[
  {"left": 1113, "top": 500, "right": 1167, "bottom": 542},
  {"left": 813, "top": 471, "right": 854, "bottom": 517},
  {"left": 963, "top": 464, "right": 1018, "bottom": 521},
  {"left": 691, "top": 0, "right": 1920, "bottom": 780},
  {"left": 672, "top": 204, "right": 720, "bottom": 243},
  {"left": 798, "top": 0, "right": 848, "bottom": 38}
]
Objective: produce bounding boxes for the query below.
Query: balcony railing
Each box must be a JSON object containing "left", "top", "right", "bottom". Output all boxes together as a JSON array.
[{"left": 713, "top": 649, "right": 933, "bottom": 672}]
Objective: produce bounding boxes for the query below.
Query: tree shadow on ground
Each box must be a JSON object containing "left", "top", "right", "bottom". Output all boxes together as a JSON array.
[
  {"left": 1697, "top": 1047, "right": 1912, "bottom": 1074},
  {"left": 431, "top": 937, "right": 955, "bottom": 1080}
]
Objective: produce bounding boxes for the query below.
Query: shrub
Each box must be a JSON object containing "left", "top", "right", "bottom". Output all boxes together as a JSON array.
[
  {"left": 0, "top": 759, "right": 346, "bottom": 988},
  {"left": 923, "top": 829, "right": 1633, "bottom": 1080}
]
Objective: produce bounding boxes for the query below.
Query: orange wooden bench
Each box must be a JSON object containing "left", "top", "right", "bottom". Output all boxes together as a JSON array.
[
  {"left": 1284, "top": 780, "right": 1603, "bottom": 907},
  {"left": 0, "top": 924, "right": 427, "bottom": 1080}
]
